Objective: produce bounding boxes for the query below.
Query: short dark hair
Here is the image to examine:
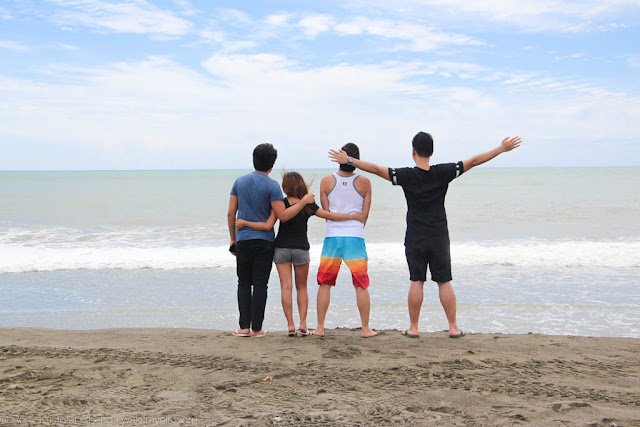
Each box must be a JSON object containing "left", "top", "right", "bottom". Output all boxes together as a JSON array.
[
  {"left": 412, "top": 132, "right": 434, "bottom": 158},
  {"left": 339, "top": 142, "right": 360, "bottom": 172},
  {"left": 253, "top": 143, "right": 277, "bottom": 172}
]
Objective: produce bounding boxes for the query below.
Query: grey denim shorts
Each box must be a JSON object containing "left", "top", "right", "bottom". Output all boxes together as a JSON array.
[{"left": 273, "top": 247, "right": 310, "bottom": 265}]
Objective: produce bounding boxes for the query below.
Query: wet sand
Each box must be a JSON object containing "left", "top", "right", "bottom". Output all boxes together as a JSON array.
[{"left": 1, "top": 328, "right": 638, "bottom": 426}]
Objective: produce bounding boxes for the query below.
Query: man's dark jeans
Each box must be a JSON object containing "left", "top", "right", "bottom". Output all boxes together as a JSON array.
[{"left": 236, "top": 239, "right": 274, "bottom": 332}]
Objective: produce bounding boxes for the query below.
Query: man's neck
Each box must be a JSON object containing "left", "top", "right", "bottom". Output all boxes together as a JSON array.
[
  {"left": 336, "top": 169, "right": 355, "bottom": 176},
  {"left": 254, "top": 170, "right": 270, "bottom": 176},
  {"left": 414, "top": 156, "right": 431, "bottom": 171}
]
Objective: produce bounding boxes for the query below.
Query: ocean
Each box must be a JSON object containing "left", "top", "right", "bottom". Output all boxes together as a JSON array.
[{"left": 1, "top": 168, "right": 639, "bottom": 337}]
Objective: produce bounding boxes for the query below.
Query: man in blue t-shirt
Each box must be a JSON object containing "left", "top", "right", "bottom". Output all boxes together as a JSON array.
[
  {"left": 227, "top": 143, "right": 313, "bottom": 337},
  {"left": 329, "top": 132, "right": 521, "bottom": 339}
]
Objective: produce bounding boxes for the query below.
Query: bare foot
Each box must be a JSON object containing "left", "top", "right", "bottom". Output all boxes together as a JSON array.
[
  {"left": 232, "top": 328, "right": 251, "bottom": 337},
  {"left": 251, "top": 329, "right": 270, "bottom": 338},
  {"left": 311, "top": 328, "right": 324, "bottom": 337},
  {"left": 362, "top": 329, "right": 378, "bottom": 338}
]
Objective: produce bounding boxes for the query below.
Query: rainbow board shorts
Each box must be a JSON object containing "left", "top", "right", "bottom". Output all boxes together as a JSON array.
[{"left": 317, "top": 237, "right": 369, "bottom": 289}]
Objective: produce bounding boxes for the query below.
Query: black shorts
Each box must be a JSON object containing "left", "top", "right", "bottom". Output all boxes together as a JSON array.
[{"left": 405, "top": 234, "right": 452, "bottom": 283}]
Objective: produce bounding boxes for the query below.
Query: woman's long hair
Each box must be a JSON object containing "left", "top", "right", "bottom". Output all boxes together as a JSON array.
[
  {"left": 282, "top": 172, "right": 308, "bottom": 199},
  {"left": 282, "top": 172, "right": 315, "bottom": 215}
]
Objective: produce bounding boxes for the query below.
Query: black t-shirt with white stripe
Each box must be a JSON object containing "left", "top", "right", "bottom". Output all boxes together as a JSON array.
[{"left": 389, "top": 162, "right": 464, "bottom": 242}]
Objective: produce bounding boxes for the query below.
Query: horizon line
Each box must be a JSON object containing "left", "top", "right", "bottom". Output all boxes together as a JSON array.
[{"left": 1, "top": 165, "right": 639, "bottom": 173}]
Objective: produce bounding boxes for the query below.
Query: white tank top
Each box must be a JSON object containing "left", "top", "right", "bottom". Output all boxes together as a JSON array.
[{"left": 325, "top": 172, "right": 365, "bottom": 238}]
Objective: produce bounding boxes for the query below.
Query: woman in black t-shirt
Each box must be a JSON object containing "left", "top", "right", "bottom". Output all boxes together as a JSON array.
[{"left": 237, "top": 172, "right": 363, "bottom": 336}]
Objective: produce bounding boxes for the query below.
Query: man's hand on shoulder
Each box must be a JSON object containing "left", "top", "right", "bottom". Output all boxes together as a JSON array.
[{"left": 302, "top": 193, "right": 315, "bottom": 204}]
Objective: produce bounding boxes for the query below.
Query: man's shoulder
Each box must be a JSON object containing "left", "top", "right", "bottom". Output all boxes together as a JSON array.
[
  {"left": 234, "top": 171, "right": 255, "bottom": 182},
  {"left": 394, "top": 166, "right": 416, "bottom": 172},
  {"left": 247, "top": 171, "right": 279, "bottom": 185},
  {"left": 431, "top": 162, "right": 456, "bottom": 170},
  {"left": 393, "top": 166, "right": 417, "bottom": 178},
  {"left": 354, "top": 174, "right": 371, "bottom": 185},
  {"left": 320, "top": 174, "right": 336, "bottom": 186}
]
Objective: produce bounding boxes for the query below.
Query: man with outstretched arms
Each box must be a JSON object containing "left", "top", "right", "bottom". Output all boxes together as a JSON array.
[
  {"left": 313, "top": 143, "right": 378, "bottom": 338},
  {"left": 329, "top": 133, "right": 521, "bottom": 338}
]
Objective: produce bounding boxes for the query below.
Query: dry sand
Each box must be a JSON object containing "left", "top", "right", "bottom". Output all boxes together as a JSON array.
[{"left": 0, "top": 327, "right": 638, "bottom": 426}]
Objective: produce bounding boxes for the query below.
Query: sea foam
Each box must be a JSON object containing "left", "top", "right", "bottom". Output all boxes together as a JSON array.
[{"left": 1, "top": 240, "right": 637, "bottom": 273}]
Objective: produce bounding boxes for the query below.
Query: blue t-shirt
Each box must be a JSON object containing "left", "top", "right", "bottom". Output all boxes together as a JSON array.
[{"left": 231, "top": 171, "right": 283, "bottom": 242}]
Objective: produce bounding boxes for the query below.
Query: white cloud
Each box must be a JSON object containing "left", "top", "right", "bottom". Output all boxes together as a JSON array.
[
  {"left": 0, "top": 40, "right": 28, "bottom": 51},
  {"left": 297, "top": 14, "right": 335, "bottom": 37},
  {"left": 0, "top": 7, "right": 12, "bottom": 20},
  {"left": 333, "top": 17, "right": 483, "bottom": 51},
  {"left": 57, "top": 43, "right": 79, "bottom": 50},
  {"left": 199, "top": 30, "right": 258, "bottom": 52},
  {"left": 217, "top": 8, "right": 252, "bottom": 26},
  {"left": 2, "top": 53, "right": 638, "bottom": 169},
  {"left": 351, "top": 0, "right": 640, "bottom": 32},
  {"left": 47, "top": 0, "right": 193, "bottom": 36},
  {"left": 264, "top": 13, "right": 293, "bottom": 27},
  {"left": 212, "top": 11, "right": 483, "bottom": 52},
  {"left": 172, "top": 0, "right": 199, "bottom": 17},
  {"left": 626, "top": 54, "right": 640, "bottom": 67},
  {"left": 555, "top": 53, "right": 585, "bottom": 60}
]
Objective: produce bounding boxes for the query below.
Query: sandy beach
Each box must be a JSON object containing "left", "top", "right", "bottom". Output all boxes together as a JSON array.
[{"left": 0, "top": 328, "right": 638, "bottom": 426}]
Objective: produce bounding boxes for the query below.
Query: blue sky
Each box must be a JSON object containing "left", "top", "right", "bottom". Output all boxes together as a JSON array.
[{"left": 1, "top": 0, "right": 639, "bottom": 170}]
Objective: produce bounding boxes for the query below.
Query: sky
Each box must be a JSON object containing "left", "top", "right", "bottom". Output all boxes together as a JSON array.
[{"left": 1, "top": 0, "right": 639, "bottom": 170}]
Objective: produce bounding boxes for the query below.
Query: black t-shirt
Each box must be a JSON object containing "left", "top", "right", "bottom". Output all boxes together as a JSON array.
[
  {"left": 274, "top": 198, "right": 320, "bottom": 250},
  {"left": 389, "top": 162, "right": 464, "bottom": 243}
]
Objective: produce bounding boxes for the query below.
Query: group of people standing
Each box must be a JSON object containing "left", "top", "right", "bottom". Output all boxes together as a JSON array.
[{"left": 227, "top": 132, "right": 521, "bottom": 338}]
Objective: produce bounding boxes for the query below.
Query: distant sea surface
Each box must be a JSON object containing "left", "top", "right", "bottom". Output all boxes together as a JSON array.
[{"left": 1, "top": 168, "right": 639, "bottom": 337}]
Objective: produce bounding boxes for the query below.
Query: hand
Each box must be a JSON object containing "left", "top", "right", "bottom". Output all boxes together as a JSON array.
[
  {"left": 352, "top": 212, "right": 366, "bottom": 223},
  {"left": 328, "top": 149, "right": 349, "bottom": 165},
  {"left": 501, "top": 136, "right": 521, "bottom": 152},
  {"left": 235, "top": 219, "right": 248, "bottom": 230},
  {"left": 302, "top": 193, "right": 315, "bottom": 204}
]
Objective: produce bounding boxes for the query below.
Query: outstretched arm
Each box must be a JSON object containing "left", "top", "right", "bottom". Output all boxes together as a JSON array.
[
  {"left": 236, "top": 211, "right": 277, "bottom": 231},
  {"left": 328, "top": 150, "right": 391, "bottom": 181},
  {"left": 271, "top": 193, "right": 316, "bottom": 222},
  {"left": 462, "top": 136, "right": 521, "bottom": 173}
]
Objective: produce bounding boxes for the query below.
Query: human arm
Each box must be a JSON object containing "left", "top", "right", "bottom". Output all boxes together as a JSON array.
[
  {"left": 328, "top": 149, "right": 391, "bottom": 181},
  {"left": 236, "top": 210, "right": 277, "bottom": 231},
  {"left": 319, "top": 175, "right": 332, "bottom": 211},
  {"left": 356, "top": 176, "right": 372, "bottom": 226},
  {"left": 227, "top": 195, "right": 238, "bottom": 246},
  {"left": 314, "top": 208, "right": 366, "bottom": 223},
  {"left": 271, "top": 193, "right": 316, "bottom": 222},
  {"left": 462, "top": 136, "right": 521, "bottom": 173}
]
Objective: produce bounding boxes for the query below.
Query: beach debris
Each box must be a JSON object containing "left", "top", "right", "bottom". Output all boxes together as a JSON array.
[
  {"left": 255, "top": 374, "right": 273, "bottom": 382},
  {"left": 8, "top": 384, "right": 25, "bottom": 390}
]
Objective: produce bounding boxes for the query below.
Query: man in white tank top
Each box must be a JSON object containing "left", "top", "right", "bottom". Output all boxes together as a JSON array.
[{"left": 312, "top": 143, "right": 378, "bottom": 338}]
